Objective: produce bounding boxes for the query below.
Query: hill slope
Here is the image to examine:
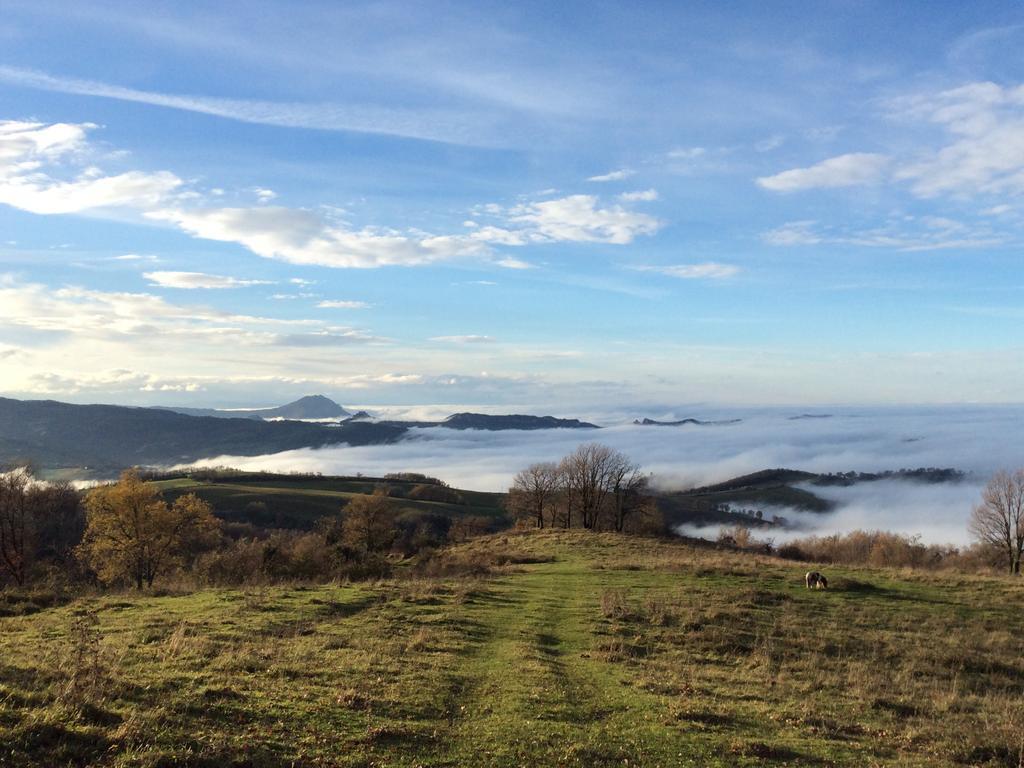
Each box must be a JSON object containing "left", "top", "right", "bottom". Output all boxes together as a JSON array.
[
  {"left": 0, "top": 397, "right": 403, "bottom": 471},
  {"left": 152, "top": 471, "right": 506, "bottom": 529},
  {"left": 1, "top": 531, "right": 1021, "bottom": 766}
]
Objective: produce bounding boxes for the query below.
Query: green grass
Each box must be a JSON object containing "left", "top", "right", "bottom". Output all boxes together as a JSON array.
[
  {"left": 3, "top": 531, "right": 1024, "bottom": 766},
  {"left": 151, "top": 476, "right": 506, "bottom": 529}
]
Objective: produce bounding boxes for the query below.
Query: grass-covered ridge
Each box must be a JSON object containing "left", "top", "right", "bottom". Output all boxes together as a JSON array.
[
  {"left": 151, "top": 472, "right": 507, "bottom": 530},
  {"left": 2, "top": 531, "right": 1023, "bottom": 767}
]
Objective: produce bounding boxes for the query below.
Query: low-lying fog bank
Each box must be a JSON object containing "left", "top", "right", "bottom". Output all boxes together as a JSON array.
[
  {"left": 678, "top": 478, "right": 987, "bottom": 546},
  {"left": 186, "top": 405, "right": 1024, "bottom": 546}
]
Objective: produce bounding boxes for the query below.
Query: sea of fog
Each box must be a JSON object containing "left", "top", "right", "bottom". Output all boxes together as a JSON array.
[{"left": 187, "top": 405, "right": 1024, "bottom": 546}]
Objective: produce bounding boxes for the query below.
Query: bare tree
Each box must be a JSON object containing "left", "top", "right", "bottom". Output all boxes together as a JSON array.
[
  {"left": 508, "top": 462, "right": 561, "bottom": 528},
  {"left": 609, "top": 464, "right": 649, "bottom": 532},
  {"left": 0, "top": 470, "right": 32, "bottom": 585},
  {"left": 559, "top": 444, "right": 643, "bottom": 530},
  {"left": 969, "top": 469, "right": 1024, "bottom": 575}
]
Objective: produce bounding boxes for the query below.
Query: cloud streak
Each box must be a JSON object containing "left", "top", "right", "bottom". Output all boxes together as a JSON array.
[
  {"left": 144, "top": 271, "right": 272, "bottom": 289},
  {"left": 633, "top": 262, "right": 740, "bottom": 279},
  {"left": 0, "top": 66, "right": 502, "bottom": 147}
]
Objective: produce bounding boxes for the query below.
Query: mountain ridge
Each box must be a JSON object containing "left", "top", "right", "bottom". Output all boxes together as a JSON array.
[{"left": 156, "top": 394, "right": 350, "bottom": 421}]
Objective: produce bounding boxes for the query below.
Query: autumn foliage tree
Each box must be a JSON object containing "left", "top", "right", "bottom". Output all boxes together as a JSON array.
[
  {"left": 80, "top": 470, "right": 221, "bottom": 589},
  {"left": 339, "top": 489, "right": 397, "bottom": 554}
]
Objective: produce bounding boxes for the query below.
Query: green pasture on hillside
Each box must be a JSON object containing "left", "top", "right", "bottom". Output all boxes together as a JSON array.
[{"left": 2, "top": 531, "right": 1023, "bottom": 766}]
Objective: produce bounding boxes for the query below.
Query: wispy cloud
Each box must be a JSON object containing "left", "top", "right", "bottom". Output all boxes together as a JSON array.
[
  {"left": 761, "top": 217, "right": 1006, "bottom": 251},
  {"left": 758, "top": 83, "right": 1024, "bottom": 200},
  {"left": 429, "top": 334, "right": 495, "bottom": 344},
  {"left": 633, "top": 262, "right": 740, "bottom": 279},
  {"left": 144, "top": 271, "right": 272, "bottom": 289},
  {"left": 587, "top": 169, "right": 634, "bottom": 182},
  {"left": 757, "top": 152, "right": 889, "bottom": 192},
  {"left": 889, "top": 82, "right": 1024, "bottom": 197},
  {"left": 149, "top": 206, "right": 489, "bottom": 268},
  {"left": 618, "top": 189, "right": 658, "bottom": 202},
  {"left": 495, "top": 257, "right": 535, "bottom": 269},
  {"left": 317, "top": 299, "right": 371, "bottom": 309},
  {"left": 0, "top": 65, "right": 501, "bottom": 147}
]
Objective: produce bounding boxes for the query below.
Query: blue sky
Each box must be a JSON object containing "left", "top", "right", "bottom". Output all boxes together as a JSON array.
[{"left": 0, "top": 0, "right": 1022, "bottom": 408}]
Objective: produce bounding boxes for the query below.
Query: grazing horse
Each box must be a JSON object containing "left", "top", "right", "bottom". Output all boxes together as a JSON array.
[{"left": 805, "top": 571, "right": 828, "bottom": 590}]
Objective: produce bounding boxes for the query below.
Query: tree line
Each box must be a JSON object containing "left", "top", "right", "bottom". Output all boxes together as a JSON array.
[
  {"left": 506, "top": 443, "right": 661, "bottom": 533},
  {"left": 3, "top": 454, "right": 1024, "bottom": 592},
  {"left": 0, "top": 469, "right": 494, "bottom": 593}
]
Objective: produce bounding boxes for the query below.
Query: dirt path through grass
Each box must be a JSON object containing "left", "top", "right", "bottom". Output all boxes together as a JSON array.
[{"left": 431, "top": 555, "right": 722, "bottom": 767}]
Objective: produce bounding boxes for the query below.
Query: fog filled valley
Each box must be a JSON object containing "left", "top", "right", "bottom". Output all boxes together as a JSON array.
[{"left": 185, "top": 403, "right": 1024, "bottom": 546}]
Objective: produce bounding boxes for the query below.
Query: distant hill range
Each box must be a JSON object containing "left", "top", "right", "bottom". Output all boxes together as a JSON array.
[
  {"left": 659, "top": 466, "right": 967, "bottom": 529},
  {"left": 387, "top": 413, "right": 599, "bottom": 431},
  {"left": 156, "top": 394, "right": 350, "bottom": 421},
  {"left": 0, "top": 397, "right": 402, "bottom": 473},
  {"left": 634, "top": 417, "right": 742, "bottom": 426},
  {"left": 0, "top": 396, "right": 600, "bottom": 473}
]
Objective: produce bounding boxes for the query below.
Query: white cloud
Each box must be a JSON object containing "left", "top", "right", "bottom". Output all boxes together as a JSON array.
[
  {"left": 317, "top": 300, "right": 370, "bottom": 309},
  {"left": 25, "top": 369, "right": 206, "bottom": 395},
  {"left": 757, "top": 152, "right": 890, "bottom": 192},
  {"left": 144, "top": 271, "right": 272, "bottom": 289},
  {"left": 469, "top": 225, "right": 532, "bottom": 246},
  {"left": 618, "top": 189, "right": 658, "bottom": 202},
  {"left": 274, "top": 328, "right": 383, "bottom": 346},
  {"left": 760, "top": 220, "right": 823, "bottom": 246},
  {"left": 587, "top": 169, "right": 634, "bottom": 182},
  {"left": 495, "top": 257, "right": 535, "bottom": 269},
  {"left": 111, "top": 253, "right": 159, "bottom": 262},
  {"left": 0, "top": 274, "right": 318, "bottom": 343},
  {"left": 149, "top": 206, "right": 488, "bottom": 268},
  {"left": 634, "top": 262, "right": 740, "bottom": 279},
  {"left": 890, "top": 82, "right": 1024, "bottom": 197},
  {"left": 758, "top": 83, "right": 1024, "bottom": 200},
  {"left": 0, "top": 120, "right": 88, "bottom": 161},
  {"left": 253, "top": 187, "right": 276, "bottom": 202},
  {"left": 508, "top": 194, "right": 661, "bottom": 244},
  {"left": 0, "top": 122, "right": 665, "bottom": 271},
  {"left": 0, "top": 120, "right": 183, "bottom": 215},
  {"left": 430, "top": 334, "right": 495, "bottom": 344}
]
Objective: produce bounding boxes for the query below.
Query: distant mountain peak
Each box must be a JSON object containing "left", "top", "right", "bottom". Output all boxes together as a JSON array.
[
  {"left": 258, "top": 395, "right": 349, "bottom": 420},
  {"left": 156, "top": 394, "right": 349, "bottom": 421}
]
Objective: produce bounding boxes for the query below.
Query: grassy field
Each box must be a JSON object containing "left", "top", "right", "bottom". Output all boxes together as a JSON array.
[
  {"left": 151, "top": 475, "right": 507, "bottom": 530},
  {"left": 2, "top": 531, "right": 1024, "bottom": 767}
]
